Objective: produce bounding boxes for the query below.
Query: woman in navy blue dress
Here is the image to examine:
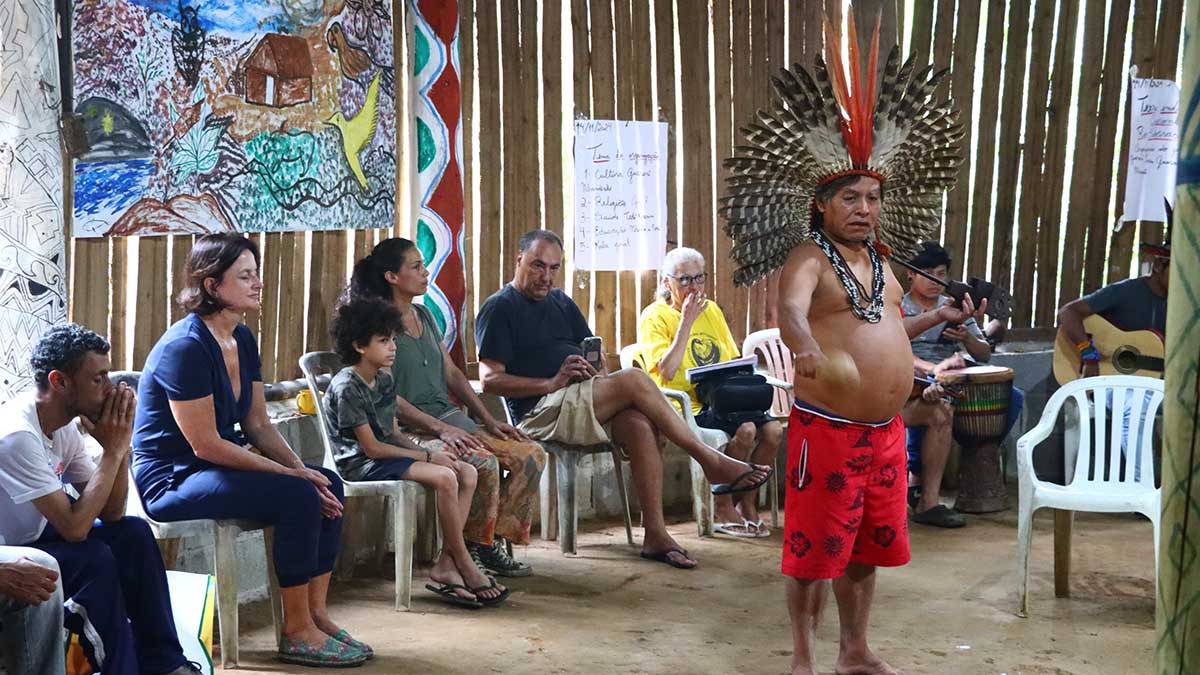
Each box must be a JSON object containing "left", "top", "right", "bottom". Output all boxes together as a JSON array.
[{"left": 132, "top": 235, "right": 369, "bottom": 668}]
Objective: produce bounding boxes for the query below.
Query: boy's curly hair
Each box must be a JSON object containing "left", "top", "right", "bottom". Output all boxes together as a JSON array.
[{"left": 330, "top": 298, "right": 403, "bottom": 365}]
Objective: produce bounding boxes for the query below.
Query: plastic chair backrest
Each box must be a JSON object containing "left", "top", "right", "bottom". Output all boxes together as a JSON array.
[
  {"left": 1047, "top": 375, "right": 1164, "bottom": 488},
  {"left": 742, "top": 328, "right": 793, "bottom": 417},
  {"left": 619, "top": 343, "right": 647, "bottom": 371},
  {"left": 298, "top": 351, "right": 346, "bottom": 473}
]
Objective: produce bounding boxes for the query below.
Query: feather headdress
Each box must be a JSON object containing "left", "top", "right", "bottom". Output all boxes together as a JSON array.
[{"left": 720, "top": 11, "right": 965, "bottom": 286}]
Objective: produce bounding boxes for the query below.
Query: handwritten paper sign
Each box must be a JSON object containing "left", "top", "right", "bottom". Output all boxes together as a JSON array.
[
  {"left": 573, "top": 120, "right": 669, "bottom": 270},
  {"left": 1122, "top": 77, "right": 1179, "bottom": 222}
]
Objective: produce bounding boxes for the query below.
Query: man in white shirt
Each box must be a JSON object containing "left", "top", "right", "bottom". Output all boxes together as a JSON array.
[{"left": 0, "top": 324, "right": 197, "bottom": 675}]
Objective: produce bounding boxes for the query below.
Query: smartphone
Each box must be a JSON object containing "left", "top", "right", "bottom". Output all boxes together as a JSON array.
[{"left": 581, "top": 336, "right": 603, "bottom": 371}]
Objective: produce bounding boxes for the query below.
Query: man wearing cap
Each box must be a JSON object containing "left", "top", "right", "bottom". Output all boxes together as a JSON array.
[
  {"left": 899, "top": 241, "right": 1024, "bottom": 528},
  {"left": 1058, "top": 238, "right": 1170, "bottom": 377}
]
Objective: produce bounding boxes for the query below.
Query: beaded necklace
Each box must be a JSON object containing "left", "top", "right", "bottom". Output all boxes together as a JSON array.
[{"left": 813, "top": 229, "right": 885, "bottom": 323}]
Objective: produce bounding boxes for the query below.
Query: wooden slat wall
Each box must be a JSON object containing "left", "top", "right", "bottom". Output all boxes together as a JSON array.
[
  {"left": 1011, "top": 0, "right": 1054, "bottom": 327},
  {"left": 1034, "top": 0, "right": 1079, "bottom": 327},
  {"left": 109, "top": 239, "right": 128, "bottom": 370},
  {"left": 67, "top": 0, "right": 1191, "bottom": 381},
  {"left": 588, "top": 0, "right": 618, "bottom": 352},
  {"left": 615, "top": 0, "right": 637, "bottom": 349},
  {"left": 1058, "top": 0, "right": 1108, "bottom": 307},
  {"left": 990, "top": 0, "right": 1031, "bottom": 292},
  {"left": 1084, "top": 0, "right": 1133, "bottom": 292},
  {"left": 1109, "top": 0, "right": 1160, "bottom": 283},
  {"left": 461, "top": 0, "right": 478, "bottom": 359}
]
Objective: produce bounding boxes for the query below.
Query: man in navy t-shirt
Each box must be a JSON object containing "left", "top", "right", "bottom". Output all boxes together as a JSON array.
[
  {"left": 475, "top": 230, "right": 772, "bottom": 570},
  {"left": 1058, "top": 235, "right": 1169, "bottom": 378}
]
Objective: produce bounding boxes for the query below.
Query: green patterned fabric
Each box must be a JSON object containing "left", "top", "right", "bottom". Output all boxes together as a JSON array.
[{"left": 1155, "top": 5, "right": 1200, "bottom": 671}]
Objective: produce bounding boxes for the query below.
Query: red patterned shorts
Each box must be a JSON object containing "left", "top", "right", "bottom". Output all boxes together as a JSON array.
[{"left": 781, "top": 402, "right": 911, "bottom": 579}]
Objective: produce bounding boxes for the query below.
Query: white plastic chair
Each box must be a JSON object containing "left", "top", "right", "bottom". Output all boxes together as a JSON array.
[
  {"left": 299, "top": 351, "right": 432, "bottom": 611},
  {"left": 112, "top": 371, "right": 282, "bottom": 669},
  {"left": 742, "top": 328, "right": 795, "bottom": 526},
  {"left": 742, "top": 328, "right": 795, "bottom": 419},
  {"left": 125, "top": 472, "right": 283, "bottom": 669},
  {"left": 470, "top": 382, "right": 636, "bottom": 555},
  {"left": 1015, "top": 375, "right": 1163, "bottom": 617},
  {"left": 619, "top": 343, "right": 724, "bottom": 537}
]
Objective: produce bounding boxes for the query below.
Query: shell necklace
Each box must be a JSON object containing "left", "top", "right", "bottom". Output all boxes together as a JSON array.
[{"left": 813, "top": 229, "right": 885, "bottom": 323}]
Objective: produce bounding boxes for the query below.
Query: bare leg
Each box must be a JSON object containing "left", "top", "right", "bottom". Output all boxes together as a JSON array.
[
  {"left": 714, "top": 423, "right": 756, "bottom": 533},
  {"left": 280, "top": 583, "right": 329, "bottom": 646},
  {"left": 786, "top": 576, "right": 829, "bottom": 675},
  {"left": 739, "top": 421, "right": 783, "bottom": 532},
  {"left": 611, "top": 408, "right": 696, "bottom": 568},
  {"left": 900, "top": 399, "right": 953, "bottom": 512},
  {"left": 406, "top": 462, "right": 503, "bottom": 600},
  {"left": 592, "top": 370, "right": 771, "bottom": 486},
  {"left": 832, "top": 563, "right": 897, "bottom": 675},
  {"left": 307, "top": 572, "right": 340, "bottom": 635}
]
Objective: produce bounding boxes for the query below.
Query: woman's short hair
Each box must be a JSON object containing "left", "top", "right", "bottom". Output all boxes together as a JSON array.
[
  {"left": 177, "top": 234, "right": 261, "bottom": 316},
  {"left": 329, "top": 297, "right": 404, "bottom": 365},
  {"left": 658, "top": 246, "right": 706, "bottom": 301}
]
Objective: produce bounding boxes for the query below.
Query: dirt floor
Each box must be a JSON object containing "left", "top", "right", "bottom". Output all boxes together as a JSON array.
[{"left": 221, "top": 504, "right": 1156, "bottom": 675}]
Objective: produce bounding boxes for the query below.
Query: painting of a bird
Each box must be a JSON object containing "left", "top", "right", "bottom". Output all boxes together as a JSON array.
[
  {"left": 326, "top": 23, "right": 373, "bottom": 81},
  {"left": 325, "top": 70, "right": 381, "bottom": 190}
]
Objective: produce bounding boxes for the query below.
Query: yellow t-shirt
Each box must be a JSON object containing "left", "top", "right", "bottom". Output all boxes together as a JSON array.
[{"left": 637, "top": 299, "right": 741, "bottom": 413}]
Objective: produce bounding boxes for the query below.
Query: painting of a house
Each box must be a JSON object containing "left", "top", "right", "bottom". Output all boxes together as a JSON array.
[{"left": 245, "top": 33, "right": 313, "bottom": 107}]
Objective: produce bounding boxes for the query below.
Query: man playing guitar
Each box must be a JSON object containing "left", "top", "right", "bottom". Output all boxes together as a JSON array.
[{"left": 1057, "top": 238, "right": 1169, "bottom": 378}]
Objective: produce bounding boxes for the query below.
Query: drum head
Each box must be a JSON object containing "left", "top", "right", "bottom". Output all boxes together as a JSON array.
[{"left": 934, "top": 365, "right": 1015, "bottom": 385}]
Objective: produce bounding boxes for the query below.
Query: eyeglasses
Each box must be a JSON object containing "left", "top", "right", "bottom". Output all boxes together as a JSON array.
[{"left": 667, "top": 272, "right": 707, "bottom": 287}]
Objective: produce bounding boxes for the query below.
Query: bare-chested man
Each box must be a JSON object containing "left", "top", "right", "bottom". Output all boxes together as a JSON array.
[{"left": 778, "top": 175, "right": 972, "bottom": 675}]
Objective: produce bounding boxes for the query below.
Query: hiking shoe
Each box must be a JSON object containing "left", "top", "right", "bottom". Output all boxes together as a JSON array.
[{"left": 470, "top": 538, "right": 533, "bottom": 577}]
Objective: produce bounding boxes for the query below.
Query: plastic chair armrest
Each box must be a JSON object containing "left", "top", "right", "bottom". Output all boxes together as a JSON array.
[
  {"left": 758, "top": 371, "right": 793, "bottom": 391},
  {"left": 657, "top": 387, "right": 698, "bottom": 427}
]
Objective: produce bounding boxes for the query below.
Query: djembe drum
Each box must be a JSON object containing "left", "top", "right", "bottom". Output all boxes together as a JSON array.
[{"left": 934, "top": 365, "right": 1014, "bottom": 513}]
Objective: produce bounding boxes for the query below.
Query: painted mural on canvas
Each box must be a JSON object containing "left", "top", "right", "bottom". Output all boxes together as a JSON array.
[
  {"left": 0, "top": 0, "right": 68, "bottom": 398},
  {"left": 71, "top": 0, "right": 396, "bottom": 237}
]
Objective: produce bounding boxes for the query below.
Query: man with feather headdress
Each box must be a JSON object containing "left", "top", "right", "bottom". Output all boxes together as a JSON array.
[{"left": 719, "top": 11, "right": 973, "bottom": 674}]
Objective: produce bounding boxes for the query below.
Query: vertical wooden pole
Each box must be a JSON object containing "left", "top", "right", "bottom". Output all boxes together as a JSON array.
[{"left": 1155, "top": 2, "right": 1200, "bottom": 668}]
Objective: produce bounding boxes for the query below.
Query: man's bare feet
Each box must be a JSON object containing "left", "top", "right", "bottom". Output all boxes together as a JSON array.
[
  {"left": 706, "top": 455, "right": 772, "bottom": 490},
  {"left": 835, "top": 648, "right": 899, "bottom": 675},
  {"left": 642, "top": 532, "right": 697, "bottom": 568},
  {"left": 790, "top": 657, "right": 818, "bottom": 675}
]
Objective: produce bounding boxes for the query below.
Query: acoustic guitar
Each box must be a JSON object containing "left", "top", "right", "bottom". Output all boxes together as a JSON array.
[{"left": 1052, "top": 315, "right": 1164, "bottom": 385}]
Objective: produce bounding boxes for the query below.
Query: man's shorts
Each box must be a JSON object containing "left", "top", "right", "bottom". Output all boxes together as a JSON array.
[
  {"left": 517, "top": 379, "right": 611, "bottom": 446},
  {"left": 782, "top": 400, "right": 911, "bottom": 579}
]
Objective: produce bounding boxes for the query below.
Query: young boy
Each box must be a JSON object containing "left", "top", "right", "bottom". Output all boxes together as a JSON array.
[{"left": 324, "top": 298, "right": 507, "bottom": 607}]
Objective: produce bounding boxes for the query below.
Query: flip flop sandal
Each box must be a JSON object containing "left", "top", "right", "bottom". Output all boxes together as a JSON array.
[
  {"left": 639, "top": 547, "right": 697, "bottom": 569},
  {"left": 277, "top": 636, "right": 368, "bottom": 668},
  {"left": 912, "top": 504, "right": 966, "bottom": 529},
  {"left": 330, "top": 629, "right": 373, "bottom": 659},
  {"left": 424, "top": 582, "right": 484, "bottom": 609},
  {"left": 711, "top": 466, "right": 774, "bottom": 495},
  {"left": 714, "top": 521, "right": 758, "bottom": 537},
  {"left": 468, "top": 578, "right": 512, "bottom": 607},
  {"left": 745, "top": 519, "right": 772, "bottom": 538}
]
